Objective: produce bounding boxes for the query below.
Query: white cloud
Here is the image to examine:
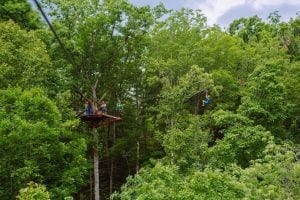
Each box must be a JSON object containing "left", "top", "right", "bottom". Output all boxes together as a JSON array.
[
  {"left": 251, "top": 0, "right": 300, "bottom": 10},
  {"left": 195, "top": 0, "right": 300, "bottom": 25},
  {"left": 195, "top": 0, "right": 246, "bottom": 25}
]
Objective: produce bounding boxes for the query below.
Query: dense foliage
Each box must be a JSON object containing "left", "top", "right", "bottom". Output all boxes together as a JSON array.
[{"left": 0, "top": 0, "right": 299, "bottom": 199}]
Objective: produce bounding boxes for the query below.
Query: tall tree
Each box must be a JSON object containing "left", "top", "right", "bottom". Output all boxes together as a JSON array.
[{"left": 41, "top": 0, "right": 166, "bottom": 198}]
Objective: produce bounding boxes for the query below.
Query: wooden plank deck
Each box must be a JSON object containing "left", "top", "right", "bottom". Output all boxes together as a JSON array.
[{"left": 80, "top": 113, "right": 122, "bottom": 127}]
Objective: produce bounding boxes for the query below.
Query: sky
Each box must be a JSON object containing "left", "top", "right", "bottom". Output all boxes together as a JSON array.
[{"left": 130, "top": 0, "right": 300, "bottom": 28}]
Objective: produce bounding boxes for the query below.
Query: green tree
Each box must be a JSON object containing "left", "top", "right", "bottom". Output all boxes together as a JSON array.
[
  {"left": 288, "top": 16, "right": 300, "bottom": 60},
  {"left": 240, "top": 143, "right": 300, "bottom": 199},
  {"left": 0, "top": 88, "right": 88, "bottom": 199},
  {"left": 0, "top": 0, "right": 41, "bottom": 29},
  {"left": 116, "top": 143, "right": 299, "bottom": 200},
  {"left": 41, "top": 0, "right": 167, "bottom": 197},
  {"left": 42, "top": 0, "right": 161, "bottom": 99},
  {"left": 114, "top": 162, "right": 246, "bottom": 200},
  {"left": 183, "top": 169, "right": 246, "bottom": 200},
  {"left": 114, "top": 9, "right": 300, "bottom": 200},
  {"left": 17, "top": 182, "right": 50, "bottom": 200},
  {"left": 199, "top": 110, "right": 272, "bottom": 168},
  {"left": 283, "top": 62, "right": 300, "bottom": 141},
  {"left": 163, "top": 116, "right": 210, "bottom": 170},
  {"left": 144, "top": 8, "right": 207, "bottom": 98},
  {"left": 207, "top": 124, "right": 273, "bottom": 168},
  {"left": 238, "top": 62, "right": 290, "bottom": 136},
  {"left": 211, "top": 69, "right": 240, "bottom": 110},
  {"left": 1, "top": 1, "right": 299, "bottom": 199},
  {"left": 229, "top": 16, "right": 266, "bottom": 42},
  {"left": 155, "top": 65, "right": 217, "bottom": 132},
  {"left": 0, "top": 20, "right": 61, "bottom": 94}
]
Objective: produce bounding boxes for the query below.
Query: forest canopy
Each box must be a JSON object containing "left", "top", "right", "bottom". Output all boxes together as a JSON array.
[{"left": 0, "top": 0, "right": 299, "bottom": 199}]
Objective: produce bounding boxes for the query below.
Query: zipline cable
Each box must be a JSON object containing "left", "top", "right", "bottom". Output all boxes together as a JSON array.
[{"left": 32, "top": 0, "right": 76, "bottom": 67}]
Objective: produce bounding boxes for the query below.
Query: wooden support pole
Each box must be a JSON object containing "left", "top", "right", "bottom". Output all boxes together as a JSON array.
[
  {"left": 90, "top": 155, "right": 93, "bottom": 200},
  {"left": 136, "top": 140, "right": 140, "bottom": 173},
  {"left": 93, "top": 128, "right": 100, "bottom": 200},
  {"left": 109, "top": 122, "right": 116, "bottom": 194}
]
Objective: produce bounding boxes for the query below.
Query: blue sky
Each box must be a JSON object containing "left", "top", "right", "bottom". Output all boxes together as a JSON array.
[{"left": 130, "top": 0, "right": 300, "bottom": 27}]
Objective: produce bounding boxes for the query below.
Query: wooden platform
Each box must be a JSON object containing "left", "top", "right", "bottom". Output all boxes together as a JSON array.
[{"left": 80, "top": 113, "right": 122, "bottom": 127}]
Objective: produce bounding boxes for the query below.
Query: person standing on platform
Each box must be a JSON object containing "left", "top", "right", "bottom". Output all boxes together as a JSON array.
[{"left": 100, "top": 100, "right": 107, "bottom": 114}]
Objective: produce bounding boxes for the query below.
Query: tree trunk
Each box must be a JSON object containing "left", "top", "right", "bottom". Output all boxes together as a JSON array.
[
  {"left": 136, "top": 140, "right": 140, "bottom": 173},
  {"left": 109, "top": 123, "right": 116, "bottom": 194},
  {"left": 104, "top": 126, "right": 110, "bottom": 195},
  {"left": 90, "top": 155, "right": 93, "bottom": 200},
  {"left": 143, "top": 130, "right": 148, "bottom": 155},
  {"left": 93, "top": 128, "right": 100, "bottom": 200},
  {"left": 194, "top": 93, "right": 200, "bottom": 114},
  {"left": 92, "top": 79, "right": 99, "bottom": 113},
  {"left": 135, "top": 84, "right": 140, "bottom": 174}
]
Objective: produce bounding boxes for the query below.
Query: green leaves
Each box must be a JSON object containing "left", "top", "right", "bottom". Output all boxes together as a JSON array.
[
  {"left": 210, "top": 110, "right": 253, "bottom": 129},
  {"left": 0, "top": 21, "right": 54, "bottom": 91},
  {"left": 113, "top": 163, "right": 181, "bottom": 200},
  {"left": 0, "top": 88, "right": 88, "bottom": 199},
  {"left": 185, "top": 170, "right": 245, "bottom": 200},
  {"left": 116, "top": 143, "right": 300, "bottom": 200},
  {"left": 163, "top": 116, "right": 210, "bottom": 169},
  {"left": 0, "top": 0, "right": 41, "bottom": 29},
  {"left": 116, "top": 163, "right": 246, "bottom": 200},
  {"left": 238, "top": 62, "right": 289, "bottom": 135},
  {"left": 156, "top": 65, "right": 217, "bottom": 131},
  {"left": 240, "top": 144, "right": 300, "bottom": 199},
  {"left": 207, "top": 125, "right": 273, "bottom": 168},
  {"left": 17, "top": 182, "right": 50, "bottom": 200},
  {"left": 229, "top": 16, "right": 266, "bottom": 42}
]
